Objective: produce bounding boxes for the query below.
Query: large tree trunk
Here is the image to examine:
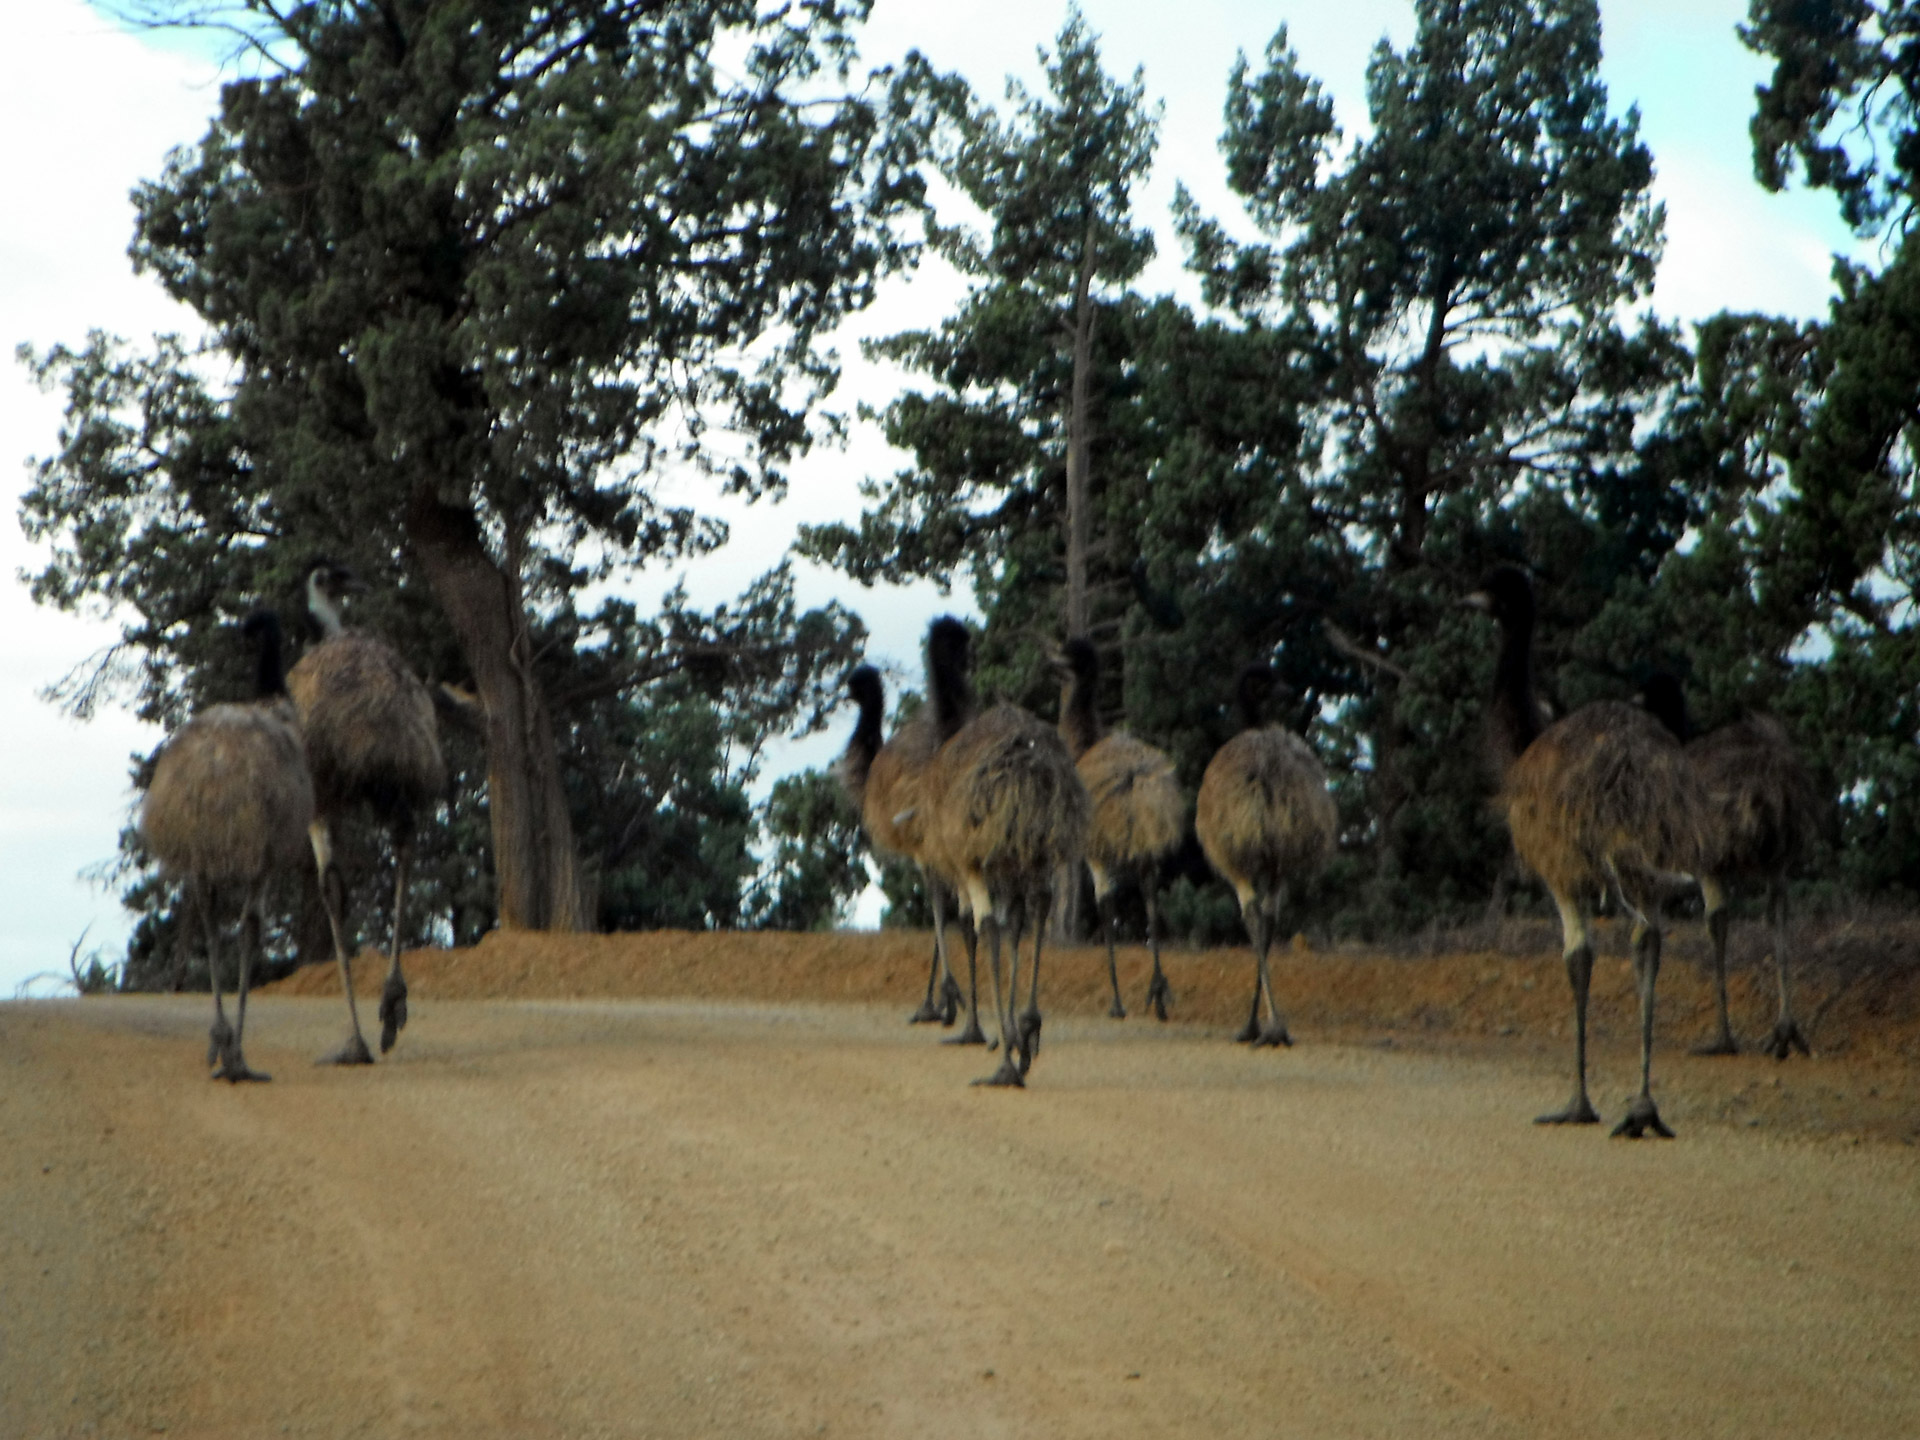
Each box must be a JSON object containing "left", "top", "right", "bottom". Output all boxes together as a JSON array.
[{"left": 406, "top": 485, "right": 588, "bottom": 932}]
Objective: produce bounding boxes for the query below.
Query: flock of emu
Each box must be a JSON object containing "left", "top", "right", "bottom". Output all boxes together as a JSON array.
[{"left": 139, "top": 558, "right": 1818, "bottom": 1137}]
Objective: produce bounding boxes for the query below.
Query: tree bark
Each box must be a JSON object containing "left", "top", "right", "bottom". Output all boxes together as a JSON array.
[{"left": 406, "top": 484, "right": 588, "bottom": 932}]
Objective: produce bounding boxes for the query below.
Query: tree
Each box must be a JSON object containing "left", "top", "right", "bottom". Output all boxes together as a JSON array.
[
  {"left": 1172, "top": 0, "right": 1680, "bottom": 919},
  {"left": 801, "top": 8, "right": 1159, "bottom": 683},
  {"left": 23, "top": 0, "right": 921, "bottom": 932}
]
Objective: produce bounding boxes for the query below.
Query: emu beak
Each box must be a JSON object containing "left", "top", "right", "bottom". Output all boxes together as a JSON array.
[{"left": 1459, "top": 591, "right": 1491, "bottom": 613}]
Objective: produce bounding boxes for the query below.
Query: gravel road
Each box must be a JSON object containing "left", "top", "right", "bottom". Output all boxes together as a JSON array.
[{"left": 2, "top": 992, "right": 1915, "bottom": 1438}]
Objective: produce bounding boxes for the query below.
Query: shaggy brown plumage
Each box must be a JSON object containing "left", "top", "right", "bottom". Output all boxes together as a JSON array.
[
  {"left": 922, "top": 665, "right": 1090, "bottom": 1086},
  {"left": 836, "top": 659, "right": 971, "bottom": 1032},
  {"left": 1054, "top": 637, "right": 1185, "bottom": 1020},
  {"left": 1644, "top": 675, "right": 1823, "bottom": 1060},
  {"left": 141, "top": 611, "right": 313, "bottom": 1082},
  {"left": 1470, "top": 565, "right": 1710, "bottom": 1137},
  {"left": 286, "top": 559, "right": 445, "bottom": 1064},
  {"left": 1195, "top": 663, "right": 1337, "bottom": 1047}
]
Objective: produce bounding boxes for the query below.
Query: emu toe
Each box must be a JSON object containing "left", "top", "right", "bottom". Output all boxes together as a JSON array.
[
  {"left": 939, "top": 975, "right": 965, "bottom": 1026},
  {"left": 1233, "top": 1015, "right": 1261, "bottom": 1044},
  {"left": 1251, "top": 1022, "right": 1292, "bottom": 1049},
  {"left": 1145, "top": 971, "right": 1173, "bottom": 1023},
  {"left": 1535, "top": 1096, "right": 1602, "bottom": 1126},
  {"left": 1610, "top": 1095, "right": 1675, "bottom": 1139},
  {"left": 907, "top": 997, "right": 943, "bottom": 1025},
  {"left": 206, "top": 1016, "right": 235, "bottom": 1070},
  {"left": 378, "top": 975, "right": 409, "bottom": 1053},
  {"left": 1691, "top": 1033, "right": 1740, "bottom": 1057},
  {"left": 971, "top": 1055, "right": 1026, "bottom": 1089},
  {"left": 1764, "top": 1020, "right": 1811, "bottom": 1061},
  {"left": 1107, "top": 996, "right": 1128, "bottom": 1020},
  {"left": 318, "top": 1035, "right": 376, "bottom": 1066},
  {"left": 212, "top": 1049, "right": 271, "bottom": 1084},
  {"left": 943, "top": 1017, "right": 989, "bottom": 1047}
]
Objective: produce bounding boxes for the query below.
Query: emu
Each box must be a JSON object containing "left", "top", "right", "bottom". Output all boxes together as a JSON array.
[
  {"left": 1195, "top": 663, "right": 1337, "bottom": 1047},
  {"left": 1468, "top": 566, "right": 1710, "bottom": 1137},
  {"left": 836, "top": 659, "right": 976, "bottom": 1037},
  {"left": 1052, "top": 636, "right": 1184, "bottom": 1020},
  {"left": 141, "top": 611, "right": 314, "bottom": 1082},
  {"left": 1642, "top": 674, "right": 1821, "bottom": 1060},
  {"left": 921, "top": 621, "right": 1089, "bottom": 1086},
  {"left": 287, "top": 559, "right": 445, "bottom": 1065}
]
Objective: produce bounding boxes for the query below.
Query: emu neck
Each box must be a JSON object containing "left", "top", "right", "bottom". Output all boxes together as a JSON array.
[
  {"left": 253, "top": 619, "right": 289, "bottom": 700},
  {"left": 1489, "top": 609, "right": 1542, "bottom": 772},
  {"left": 307, "top": 573, "right": 346, "bottom": 640},
  {"left": 929, "top": 652, "right": 975, "bottom": 742},
  {"left": 840, "top": 697, "right": 883, "bottom": 805},
  {"left": 1059, "top": 669, "right": 1101, "bottom": 759}
]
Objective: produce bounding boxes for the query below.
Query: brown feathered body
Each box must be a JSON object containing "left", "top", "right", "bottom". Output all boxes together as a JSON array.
[
  {"left": 1195, "top": 728, "right": 1336, "bottom": 911},
  {"left": 1077, "top": 733, "right": 1185, "bottom": 896},
  {"left": 926, "top": 704, "right": 1089, "bottom": 918},
  {"left": 1503, "top": 701, "right": 1710, "bottom": 899},
  {"left": 286, "top": 633, "right": 444, "bottom": 819},
  {"left": 142, "top": 699, "right": 315, "bottom": 884},
  {"left": 1689, "top": 715, "right": 1820, "bottom": 881},
  {"left": 862, "top": 710, "right": 943, "bottom": 866}
]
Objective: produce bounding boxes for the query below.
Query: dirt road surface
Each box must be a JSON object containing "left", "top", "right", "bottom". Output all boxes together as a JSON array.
[{"left": 3, "top": 939, "right": 1918, "bottom": 1438}]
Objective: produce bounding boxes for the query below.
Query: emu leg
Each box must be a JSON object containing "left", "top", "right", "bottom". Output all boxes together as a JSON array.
[
  {"left": 1097, "top": 888, "right": 1126, "bottom": 1019},
  {"left": 1017, "top": 888, "right": 1048, "bottom": 1071},
  {"left": 1538, "top": 891, "right": 1601, "bottom": 1125},
  {"left": 1692, "top": 876, "right": 1738, "bottom": 1056},
  {"left": 1612, "top": 910, "right": 1673, "bottom": 1139},
  {"left": 927, "top": 872, "right": 966, "bottom": 1026},
  {"left": 378, "top": 822, "right": 413, "bottom": 1054},
  {"left": 215, "top": 890, "right": 271, "bottom": 1084},
  {"left": 1763, "top": 880, "right": 1811, "bottom": 1060},
  {"left": 1143, "top": 881, "right": 1173, "bottom": 1022},
  {"left": 310, "top": 819, "right": 374, "bottom": 1066},
  {"left": 1234, "top": 904, "right": 1268, "bottom": 1043},
  {"left": 1251, "top": 890, "right": 1292, "bottom": 1048},
  {"left": 909, "top": 866, "right": 945, "bottom": 1025},
  {"left": 972, "top": 914, "right": 1023, "bottom": 1089},
  {"left": 943, "top": 913, "right": 988, "bottom": 1046},
  {"left": 199, "top": 880, "right": 233, "bottom": 1073}
]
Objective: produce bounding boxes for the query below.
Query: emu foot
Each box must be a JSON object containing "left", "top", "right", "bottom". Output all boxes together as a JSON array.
[
  {"left": 1017, "top": 1008, "right": 1043, "bottom": 1063},
  {"left": 1107, "top": 996, "right": 1128, "bottom": 1020},
  {"left": 206, "top": 1016, "right": 234, "bottom": 1070},
  {"left": 1251, "top": 1023, "right": 1292, "bottom": 1049},
  {"left": 212, "top": 1049, "right": 271, "bottom": 1084},
  {"left": 1145, "top": 971, "right": 1173, "bottom": 1023},
  {"left": 318, "top": 1034, "right": 376, "bottom": 1067},
  {"left": 907, "top": 997, "right": 943, "bottom": 1025},
  {"left": 1535, "top": 1096, "right": 1602, "bottom": 1126},
  {"left": 1764, "top": 1019, "right": 1812, "bottom": 1061},
  {"left": 971, "top": 1054, "right": 1026, "bottom": 1089},
  {"left": 378, "top": 975, "right": 408, "bottom": 1053},
  {"left": 1610, "top": 1095, "right": 1675, "bottom": 1140},
  {"left": 1233, "top": 1015, "right": 1261, "bottom": 1044},
  {"left": 1691, "top": 1033, "right": 1740, "bottom": 1057},
  {"left": 942, "top": 1017, "right": 989, "bottom": 1047},
  {"left": 939, "top": 975, "right": 965, "bottom": 1027}
]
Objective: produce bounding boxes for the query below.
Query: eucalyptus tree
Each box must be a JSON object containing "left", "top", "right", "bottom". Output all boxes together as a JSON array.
[
  {"left": 1173, "top": 0, "right": 1680, "bottom": 910},
  {"left": 801, "top": 7, "right": 1160, "bottom": 690},
  {"left": 21, "top": 0, "right": 922, "bottom": 932}
]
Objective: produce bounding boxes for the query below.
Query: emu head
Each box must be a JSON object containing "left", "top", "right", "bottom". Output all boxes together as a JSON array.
[
  {"left": 303, "top": 556, "right": 366, "bottom": 639},
  {"left": 1462, "top": 564, "right": 1535, "bottom": 632}
]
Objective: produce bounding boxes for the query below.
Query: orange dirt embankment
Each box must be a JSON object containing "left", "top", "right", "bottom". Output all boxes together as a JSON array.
[{"left": 265, "top": 920, "right": 1920, "bottom": 1066}]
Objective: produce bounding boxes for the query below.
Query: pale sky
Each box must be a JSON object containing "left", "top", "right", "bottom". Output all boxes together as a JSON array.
[{"left": 0, "top": 0, "right": 1865, "bottom": 993}]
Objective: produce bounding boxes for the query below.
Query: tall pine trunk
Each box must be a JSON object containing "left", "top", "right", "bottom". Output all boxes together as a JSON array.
[
  {"left": 1064, "top": 222, "right": 1098, "bottom": 641},
  {"left": 407, "top": 486, "right": 588, "bottom": 932}
]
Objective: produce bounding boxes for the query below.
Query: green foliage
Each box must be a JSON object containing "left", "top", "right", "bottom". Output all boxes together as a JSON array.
[{"left": 753, "top": 768, "right": 870, "bottom": 931}]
